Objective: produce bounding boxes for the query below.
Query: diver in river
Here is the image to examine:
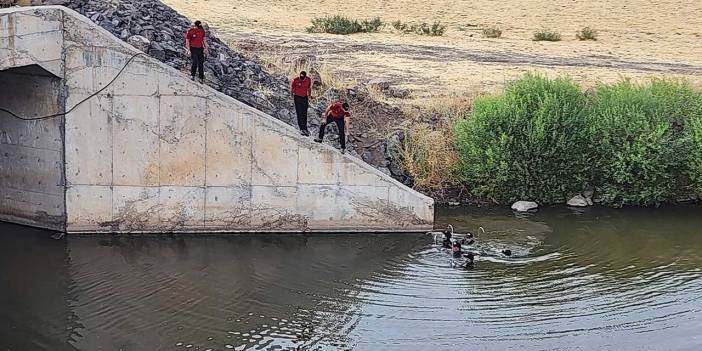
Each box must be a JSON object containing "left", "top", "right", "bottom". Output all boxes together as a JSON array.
[
  {"left": 463, "top": 252, "right": 475, "bottom": 268},
  {"left": 451, "top": 241, "right": 463, "bottom": 258},
  {"left": 460, "top": 232, "right": 475, "bottom": 246},
  {"left": 440, "top": 225, "right": 454, "bottom": 249}
]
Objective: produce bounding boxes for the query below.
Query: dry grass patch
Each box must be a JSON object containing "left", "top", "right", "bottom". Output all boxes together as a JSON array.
[
  {"left": 400, "top": 94, "right": 472, "bottom": 190},
  {"left": 576, "top": 27, "right": 598, "bottom": 41},
  {"left": 482, "top": 26, "right": 502, "bottom": 38}
]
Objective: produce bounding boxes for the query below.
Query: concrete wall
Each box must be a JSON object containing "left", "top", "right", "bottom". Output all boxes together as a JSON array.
[
  {"left": 0, "top": 65, "right": 65, "bottom": 230},
  {"left": 0, "top": 6, "right": 434, "bottom": 233}
]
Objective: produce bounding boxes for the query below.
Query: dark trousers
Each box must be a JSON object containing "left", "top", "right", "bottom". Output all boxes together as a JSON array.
[
  {"left": 294, "top": 95, "right": 309, "bottom": 131},
  {"left": 318, "top": 114, "right": 346, "bottom": 149},
  {"left": 190, "top": 47, "right": 205, "bottom": 79}
]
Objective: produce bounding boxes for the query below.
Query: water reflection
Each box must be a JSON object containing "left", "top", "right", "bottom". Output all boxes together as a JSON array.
[{"left": 1, "top": 206, "right": 701, "bottom": 351}]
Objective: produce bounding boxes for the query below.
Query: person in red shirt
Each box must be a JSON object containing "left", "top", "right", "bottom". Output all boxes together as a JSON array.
[
  {"left": 185, "top": 20, "right": 208, "bottom": 83},
  {"left": 315, "top": 101, "right": 351, "bottom": 153},
  {"left": 291, "top": 71, "right": 312, "bottom": 136}
]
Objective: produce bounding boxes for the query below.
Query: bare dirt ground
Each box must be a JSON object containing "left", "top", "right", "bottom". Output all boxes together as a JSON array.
[{"left": 163, "top": 0, "right": 702, "bottom": 104}]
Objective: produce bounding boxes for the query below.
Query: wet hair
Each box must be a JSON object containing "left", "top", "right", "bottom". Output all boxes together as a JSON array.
[
  {"left": 194, "top": 20, "right": 203, "bottom": 28},
  {"left": 465, "top": 232, "right": 473, "bottom": 238},
  {"left": 342, "top": 102, "right": 350, "bottom": 110},
  {"left": 502, "top": 249, "right": 512, "bottom": 257},
  {"left": 300, "top": 71, "right": 307, "bottom": 77}
]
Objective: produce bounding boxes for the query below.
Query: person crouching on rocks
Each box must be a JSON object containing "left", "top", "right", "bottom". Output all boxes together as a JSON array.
[
  {"left": 315, "top": 101, "right": 351, "bottom": 154},
  {"left": 291, "top": 71, "right": 312, "bottom": 136},
  {"left": 185, "top": 20, "right": 208, "bottom": 83}
]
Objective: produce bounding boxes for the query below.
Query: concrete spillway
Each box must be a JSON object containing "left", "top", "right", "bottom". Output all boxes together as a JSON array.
[{"left": 0, "top": 6, "right": 434, "bottom": 233}]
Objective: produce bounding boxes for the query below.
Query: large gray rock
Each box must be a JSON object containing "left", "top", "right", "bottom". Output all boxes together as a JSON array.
[
  {"left": 127, "top": 35, "right": 150, "bottom": 53},
  {"left": 511, "top": 201, "right": 538, "bottom": 212},
  {"left": 567, "top": 194, "right": 590, "bottom": 207}
]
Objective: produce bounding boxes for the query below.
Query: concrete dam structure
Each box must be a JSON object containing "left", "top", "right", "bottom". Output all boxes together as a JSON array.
[{"left": 0, "top": 6, "right": 434, "bottom": 233}]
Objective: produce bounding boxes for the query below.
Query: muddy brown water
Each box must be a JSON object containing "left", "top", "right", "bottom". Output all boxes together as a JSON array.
[{"left": 1, "top": 206, "right": 701, "bottom": 350}]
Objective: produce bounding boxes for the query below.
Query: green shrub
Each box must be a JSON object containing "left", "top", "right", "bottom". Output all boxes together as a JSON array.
[
  {"left": 533, "top": 30, "right": 562, "bottom": 41},
  {"left": 482, "top": 27, "right": 502, "bottom": 38},
  {"left": 391, "top": 20, "right": 446, "bottom": 36},
  {"left": 586, "top": 80, "right": 700, "bottom": 206},
  {"left": 576, "top": 27, "right": 598, "bottom": 41},
  {"left": 307, "top": 16, "right": 384, "bottom": 34},
  {"left": 688, "top": 109, "right": 702, "bottom": 193},
  {"left": 453, "top": 74, "right": 590, "bottom": 203}
]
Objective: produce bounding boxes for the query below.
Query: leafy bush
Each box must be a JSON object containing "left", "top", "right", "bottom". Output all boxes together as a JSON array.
[
  {"left": 576, "top": 27, "right": 598, "bottom": 40},
  {"left": 392, "top": 20, "right": 446, "bottom": 36},
  {"left": 688, "top": 109, "right": 702, "bottom": 193},
  {"left": 482, "top": 27, "right": 502, "bottom": 38},
  {"left": 533, "top": 30, "right": 562, "bottom": 41},
  {"left": 586, "top": 80, "right": 701, "bottom": 206},
  {"left": 307, "top": 16, "right": 384, "bottom": 34},
  {"left": 453, "top": 74, "right": 590, "bottom": 203},
  {"left": 452, "top": 75, "right": 702, "bottom": 206}
]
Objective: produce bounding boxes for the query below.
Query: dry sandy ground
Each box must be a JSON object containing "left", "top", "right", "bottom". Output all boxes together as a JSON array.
[{"left": 163, "top": 0, "right": 702, "bottom": 103}]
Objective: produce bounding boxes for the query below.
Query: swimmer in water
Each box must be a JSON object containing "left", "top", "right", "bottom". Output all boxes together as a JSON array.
[
  {"left": 460, "top": 232, "right": 475, "bottom": 246},
  {"left": 441, "top": 225, "right": 453, "bottom": 249},
  {"left": 463, "top": 252, "right": 475, "bottom": 268},
  {"left": 501, "top": 249, "right": 512, "bottom": 257},
  {"left": 451, "top": 241, "right": 463, "bottom": 258}
]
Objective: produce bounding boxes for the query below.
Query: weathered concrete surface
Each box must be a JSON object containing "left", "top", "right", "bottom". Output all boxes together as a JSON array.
[
  {"left": 0, "top": 6, "right": 434, "bottom": 233},
  {"left": 0, "top": 65, "right": 65, "bottom": 230}
]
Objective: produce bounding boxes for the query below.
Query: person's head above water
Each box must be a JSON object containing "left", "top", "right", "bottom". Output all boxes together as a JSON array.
[
  {"left": 502, "top": 249, "right": 512, "bottom": 256},
  {"left": 342, "top": 102, "right": 350, "bottom": 111},
  {"left": 299, "top": 71, "right": 307, "bottom": 80},
  {"left": 194, "top": 20, "right": 203, "bottom": 28}
]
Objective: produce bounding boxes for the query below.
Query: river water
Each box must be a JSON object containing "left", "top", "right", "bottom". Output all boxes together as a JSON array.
[{"left": 1, "top": 206, "right": 701, "bottom": 351}]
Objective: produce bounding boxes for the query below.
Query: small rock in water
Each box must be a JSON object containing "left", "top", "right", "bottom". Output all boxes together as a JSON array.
[{"left": 511, "top": 201, "right": 538, "bottom": 212}]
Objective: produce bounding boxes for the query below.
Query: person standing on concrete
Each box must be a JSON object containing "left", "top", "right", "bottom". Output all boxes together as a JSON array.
[
  {"left": 185, "top": 20, "right": 208, "bottom": 83},
  {"left": 291, "top": 71, "right": 312, "bottom": 136},
  {"left": 315, "top": 101, "right": 351, "bottom": 153}
]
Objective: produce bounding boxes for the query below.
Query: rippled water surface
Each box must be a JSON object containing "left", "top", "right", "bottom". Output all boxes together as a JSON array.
[{"left": 1, "top": 206, "right": 701, "bottom": 350}]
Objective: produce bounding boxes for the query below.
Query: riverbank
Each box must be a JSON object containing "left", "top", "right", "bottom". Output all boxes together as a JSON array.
[{"left": 23, "top": 0, "right": 702, "bottom": 208}]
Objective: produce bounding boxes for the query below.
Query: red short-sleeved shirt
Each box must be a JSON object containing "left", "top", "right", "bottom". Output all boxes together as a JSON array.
[
  {"left": 186, "top": 27, "right": 206, "bottom": 48},
  {"left": 291, "top": 76, "right": 311, "bottom": 97},
  {"left": 329, "top": 101, "right": 350, "bottom": 118}
]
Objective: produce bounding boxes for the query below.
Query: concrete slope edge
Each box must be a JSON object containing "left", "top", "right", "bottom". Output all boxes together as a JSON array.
[{"left": 0, "top": 6, "right": 434, "bottom": 233}]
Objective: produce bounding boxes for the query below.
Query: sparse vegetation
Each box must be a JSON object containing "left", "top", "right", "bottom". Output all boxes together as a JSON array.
[
  {"left": 392, "top": 20, "right": 446, "bottom": 36},
  {"left": 482, "top": 27, "right": 502, "bottom": 38},
  {"left": 307, "top": 16, "right": 384, "bottom": 34},
  {"left": 576, "top": 27, "right": 598, "bottom": 40},
  {"left": 533, "top": 30, "right": 562, "bottom": 41},
  {"left": 401, "top": 97, "right": 470, "bottom": 190}
]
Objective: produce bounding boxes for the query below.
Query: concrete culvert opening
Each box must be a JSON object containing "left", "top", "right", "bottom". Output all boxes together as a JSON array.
[{"left": 0, "top": 64, "right": 66, "bottom": 230}]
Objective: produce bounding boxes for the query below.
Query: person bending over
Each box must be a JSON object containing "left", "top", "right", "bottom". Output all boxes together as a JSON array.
[
  {"left": 185, "top": 20, "right": 208, "bottom": 83},
  {"left": 315, "top": 101, "right": 351, "bottom": 153}
]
